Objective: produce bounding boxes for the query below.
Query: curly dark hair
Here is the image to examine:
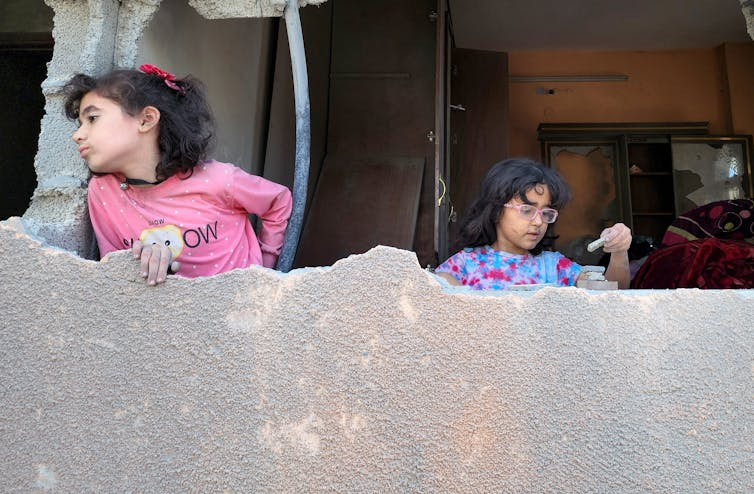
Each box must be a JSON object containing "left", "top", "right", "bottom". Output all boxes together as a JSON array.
[
  {"left": 456, "top": 157, "right": 572, "bottom": 255},
  {"left": 63, "top": 68, "right": 215, "bottom": 180}
]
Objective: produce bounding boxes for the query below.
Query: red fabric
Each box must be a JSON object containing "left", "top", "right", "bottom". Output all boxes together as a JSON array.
[
  {"left": 662, "top": 199, "right": 754, "bottom": 247},
  {"left": 631, "top": 238, "right": 754, "bottom": 289}
]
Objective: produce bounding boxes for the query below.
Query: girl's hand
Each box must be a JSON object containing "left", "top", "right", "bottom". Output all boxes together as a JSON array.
[
  {"left": 600, "top": 223, "right": 632, "bottom": 253},
  {"left": 601, "top": 223, "right": 631, "bottom": 289},
  {"left": 132, "top": 240, "right": 181, "bottom": 286}
]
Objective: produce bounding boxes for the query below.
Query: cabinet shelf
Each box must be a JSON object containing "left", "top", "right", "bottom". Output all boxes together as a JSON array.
[
  {"left": 632, "top": 212, "right": 675, "bottom": 216},
  {"left": 629, "top": 172, "right": 672, "bottom": 176},
  {"left": 535, "top": 122, "right": 745, "bottom": 262}
]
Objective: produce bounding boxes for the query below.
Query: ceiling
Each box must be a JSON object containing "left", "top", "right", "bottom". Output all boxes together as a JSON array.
[{"left": 449, "top": 0, "right": 751, "bottom": 52}]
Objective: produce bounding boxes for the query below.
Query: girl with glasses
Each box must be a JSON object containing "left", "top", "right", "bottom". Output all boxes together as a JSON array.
[{"left": 435, "top": 158, "right": 632, "bottom": 289}]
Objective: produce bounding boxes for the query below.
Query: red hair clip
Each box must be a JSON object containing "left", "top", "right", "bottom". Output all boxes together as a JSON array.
[{"left": 139, "top": 63, "right": 186, "bottom": 95}]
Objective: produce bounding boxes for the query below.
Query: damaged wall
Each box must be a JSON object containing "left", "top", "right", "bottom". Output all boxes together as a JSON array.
[
  {"left": 1, "top": 219, "right": 752, "bottom": 491},
  {"left": 3, "top": 1, "right": 753, "bottom": 490}
]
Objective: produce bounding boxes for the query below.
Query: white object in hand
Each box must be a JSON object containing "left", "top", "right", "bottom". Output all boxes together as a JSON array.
[{"left": 587, "top": 237, "right": 606, "bottom": 252}]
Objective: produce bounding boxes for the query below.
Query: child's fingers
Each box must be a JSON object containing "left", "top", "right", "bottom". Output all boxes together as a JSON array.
[
  {"left": 154, "top": 248, "right": 174, "bottom": 283},
  {"left": 132, "top": 240, "right": 143, "bottom": 258},
  {"left": 169, "top": 261, "right": 181, "bottom": 275},
  {"left": 146, "top": 245, "right": 172, "bottom": 286},
  {"left": 139, "top": 244, "right": 171, "bottom": 285},
  {"left": 139, "top": 245, "right": 153, "bottom": 278},
  {"left": 168, "top": 261, "right": 181, "bottom": 275},
  {"left": 603, "top": 223, "right": 632, "bottom": 252}
]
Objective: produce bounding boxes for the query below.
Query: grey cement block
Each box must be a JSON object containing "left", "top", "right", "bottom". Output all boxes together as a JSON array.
[{"left": 577, "top": 279, "right": 618, "bottom": 290}]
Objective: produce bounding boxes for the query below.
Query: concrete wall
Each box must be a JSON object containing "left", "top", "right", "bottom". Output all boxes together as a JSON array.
[
  {"left": 743, "top": 0, "right": 754, "bottom": 39},
  {"left": 1, "top": 218, "right": 752, "bottom": 491}
]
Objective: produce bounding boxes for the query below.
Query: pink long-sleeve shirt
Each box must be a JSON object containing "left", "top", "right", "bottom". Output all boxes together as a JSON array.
[{"left": 88, "top": 160, "right": 292, "bottom": 277}]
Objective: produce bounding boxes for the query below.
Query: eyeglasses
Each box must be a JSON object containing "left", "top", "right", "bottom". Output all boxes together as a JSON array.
[{"left": 503, "top": 203, "right": 559, "bottom": 223}]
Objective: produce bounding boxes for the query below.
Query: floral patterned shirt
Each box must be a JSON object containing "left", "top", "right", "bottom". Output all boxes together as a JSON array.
[{"left": 436, "top": 246, "right": 582, "bottom": 290}]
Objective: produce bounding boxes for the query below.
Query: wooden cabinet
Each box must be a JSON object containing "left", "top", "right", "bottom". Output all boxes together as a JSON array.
[
  {"left": 538, "top": 123, "right": 752, "bottom": 264},
  {"left": 626, "top": 138, "right": 676, "bottom": 242}
]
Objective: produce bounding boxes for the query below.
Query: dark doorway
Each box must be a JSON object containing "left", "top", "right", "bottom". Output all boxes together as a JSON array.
[{"left": 0, "top": 42, "right": 52, "bottom": 219}]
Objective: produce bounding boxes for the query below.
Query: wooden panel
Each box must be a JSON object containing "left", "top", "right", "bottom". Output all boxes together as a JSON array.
[
  {"left": 447, "top": 47, "right": 509, "bottom": 255},
  {"left": 326, "top": 0, "right": 437, "bottom": 267},
  {"left": 294, "top": 156, "right": 424, "bottom": 268},
  {"left": 327, "top": 0, "right": 435, "bottom": 157},
  {"left": 538, "top": 122, "right": 709, "bottom": 136}
]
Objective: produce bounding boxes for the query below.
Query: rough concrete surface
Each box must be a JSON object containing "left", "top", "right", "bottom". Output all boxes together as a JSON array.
[
  {"left": 1, "top": 218, "right": 752, "bottom": 492},
  {"left": 114, "top": 0, "right": 162, "bottom": 67},
  {"left": 743, "top": 0, "right": 754, "bottom": 40},
  {"left": 188, "top": 0, "right": 328, "bottom": 19},
  {"left": 26, "top": 0, "right": 121, "bottom": 256}
]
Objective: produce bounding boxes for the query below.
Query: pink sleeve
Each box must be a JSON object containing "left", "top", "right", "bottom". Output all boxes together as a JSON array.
[
  {"left": 87, "top": 181, "right": 124, "bottom": 259},
  {"left": 229, "top": 168, "right": 292, "bottom": 268}
]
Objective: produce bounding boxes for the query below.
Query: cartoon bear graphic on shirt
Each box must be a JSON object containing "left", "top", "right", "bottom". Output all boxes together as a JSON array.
[{"left": 139, "top": 224, "right": 184, "bottom": 259}]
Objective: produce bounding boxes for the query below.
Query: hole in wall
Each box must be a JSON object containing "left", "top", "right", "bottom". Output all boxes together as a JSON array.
[{"left": 0, "top": 0, "right": 53, "bottom": 220}]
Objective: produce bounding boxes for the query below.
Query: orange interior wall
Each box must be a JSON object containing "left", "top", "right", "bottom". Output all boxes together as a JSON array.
[
  {"left": 508, "top": 48, "right": 732, "bottom": 159},
  {"left": 723, "top": 43, "right": 754, "bottom": 137}
]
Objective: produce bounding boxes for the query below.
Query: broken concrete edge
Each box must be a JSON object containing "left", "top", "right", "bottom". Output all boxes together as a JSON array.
[
  {"left": 1, "top": 217, "right": 71, "bottom": 255},
  {"left": 188, "top": 0, "right": 328, "bottom": 19},
  {"left": 3, "top": 216, "right": 753, "bottom": 299},
  {"left": 32, "top": 176, "right": 88, "bottom": 199},
  {"left": 744, "top": 2, "right": 754, "bottom": 40}
]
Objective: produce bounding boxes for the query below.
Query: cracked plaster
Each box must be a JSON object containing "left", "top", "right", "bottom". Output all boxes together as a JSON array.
[{"left": 1, "top": 219, "right": 753, "bottom": 491}]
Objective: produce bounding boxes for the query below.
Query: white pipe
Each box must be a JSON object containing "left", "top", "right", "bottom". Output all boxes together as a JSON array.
[{"left": 276, "top": 0, "right": 311, "bottom": 272}]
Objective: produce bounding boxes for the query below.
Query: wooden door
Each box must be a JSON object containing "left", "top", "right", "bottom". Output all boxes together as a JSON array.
[
  {"left": 294, "top": 0, "right": 439, "bottom": 267},
  {"left": 443, "top": 47, "right": 509, "bottom": 259}
]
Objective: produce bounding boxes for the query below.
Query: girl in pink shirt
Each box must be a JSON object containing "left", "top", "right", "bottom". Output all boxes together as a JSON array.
[{"left": 63, "top": 64, "right": 292, "bottom": 285}]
